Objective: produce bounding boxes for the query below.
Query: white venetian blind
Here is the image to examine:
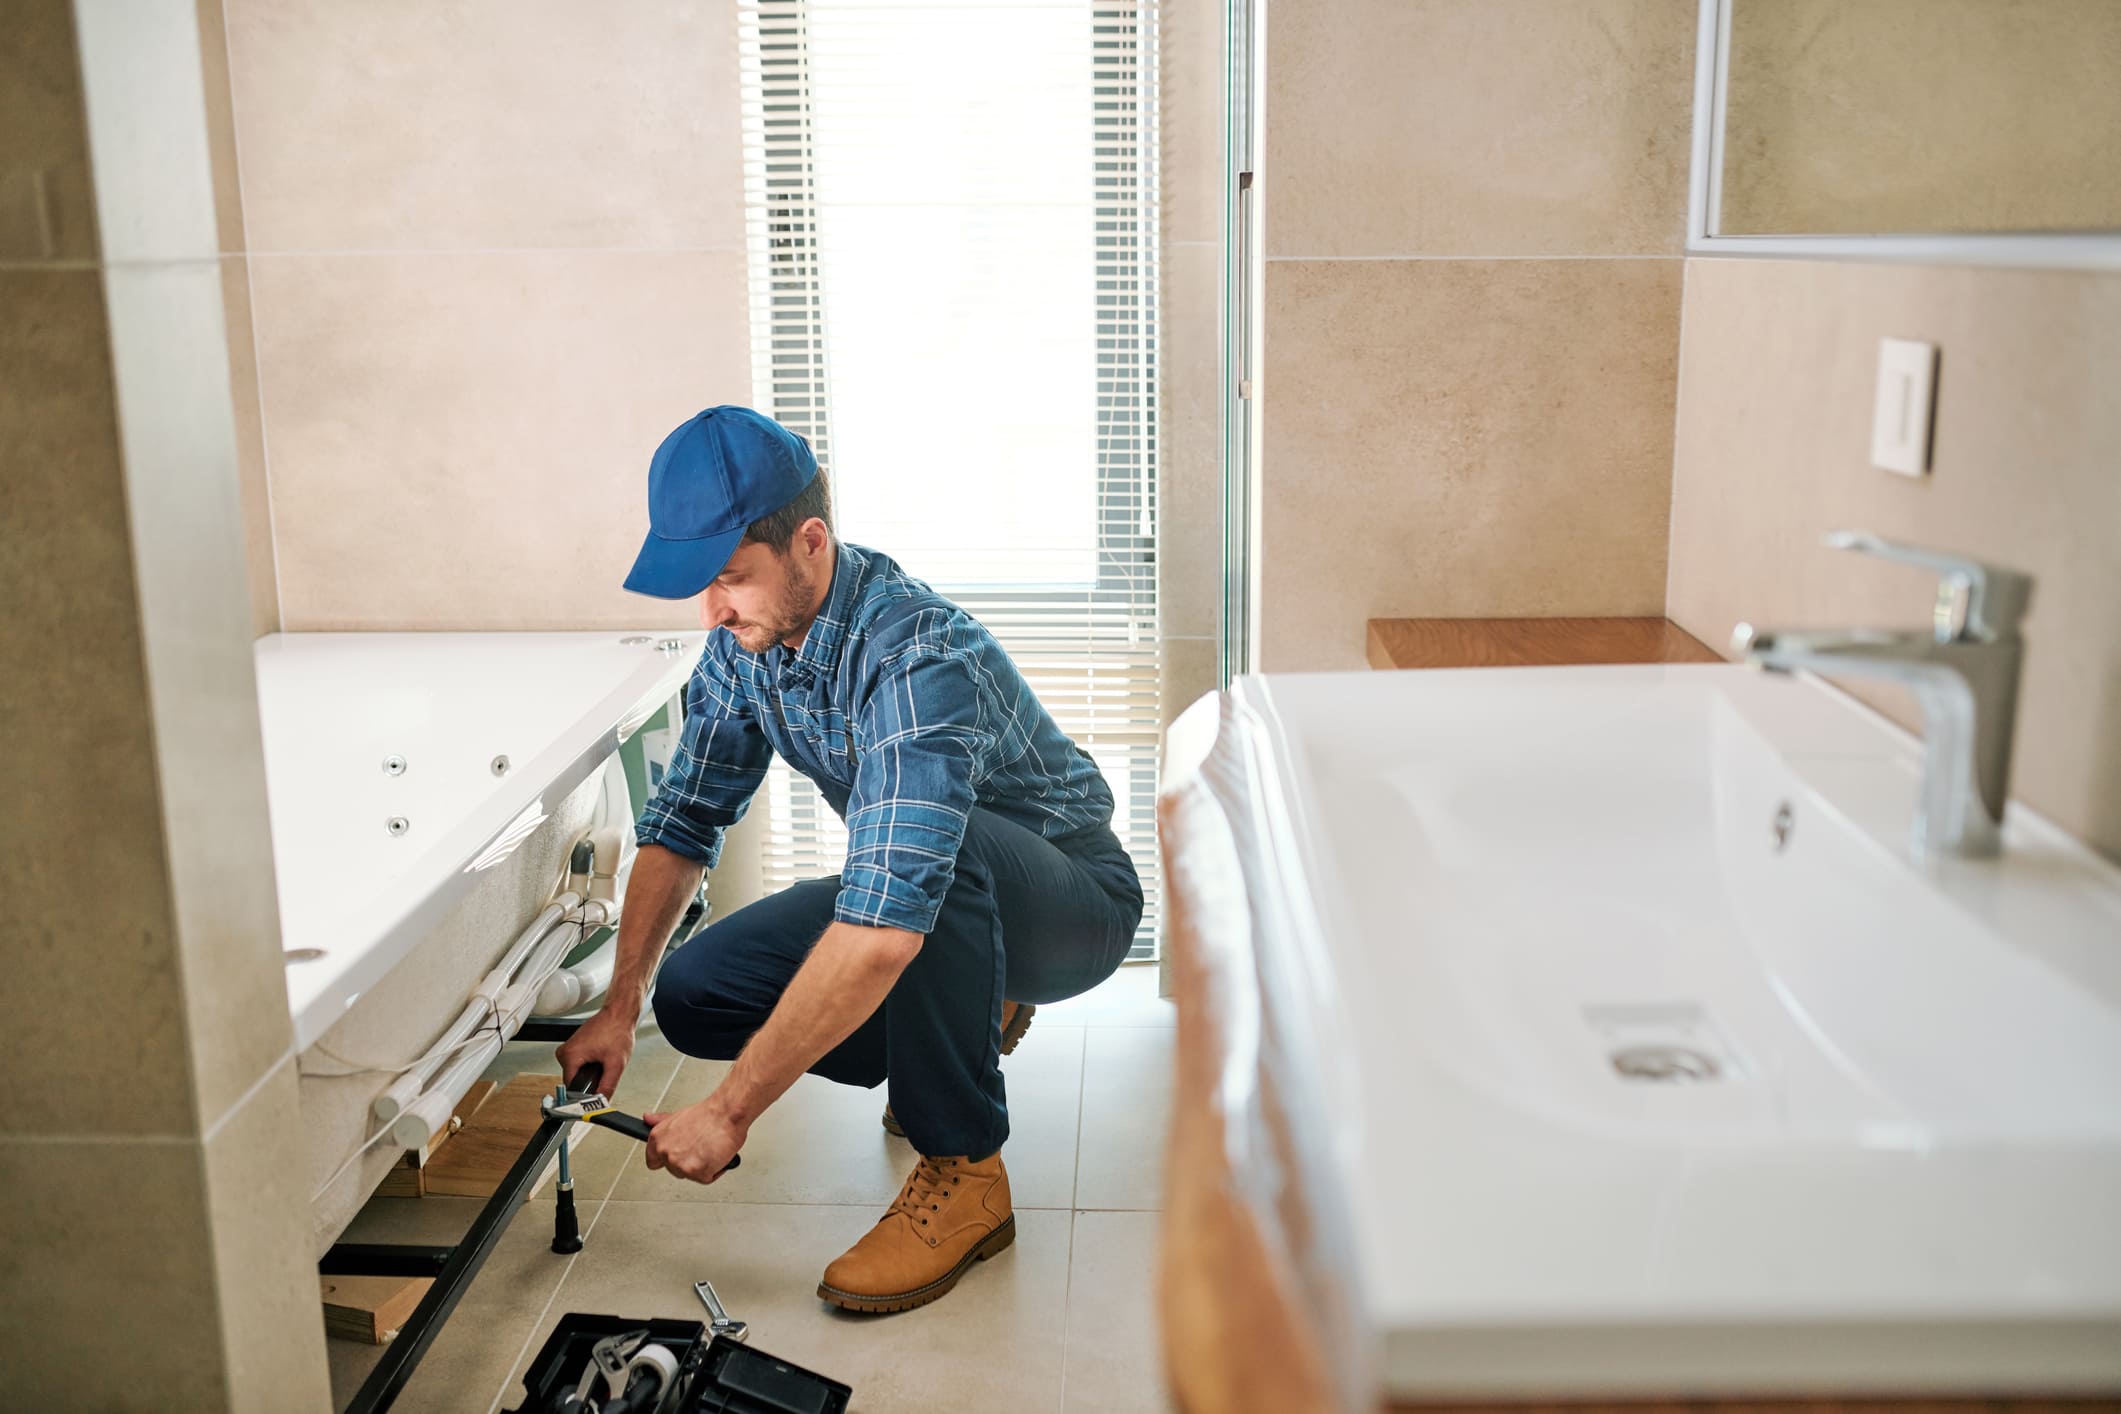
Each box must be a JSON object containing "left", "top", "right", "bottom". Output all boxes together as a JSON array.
[{"left": 737, "top": 0, "right": 1162, "bottom": 956}]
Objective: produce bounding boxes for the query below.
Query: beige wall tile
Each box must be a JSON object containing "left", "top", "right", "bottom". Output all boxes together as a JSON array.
[
  {"left": 0, "top": 267, "right": 196, "bottom": 1138},
  {"left": 1162, "top": 640, "right": 1230, "bottom": 983},
  {"left": 1159, "top": 0, "right": 1223, "bottom": 246},
  {"left": 1159, "top": 636, "right": 1219, "bottom": 736},
  {"left": 221, "top": 256, "right": 278, "bottom": 636},
  {"left": 227, "top": 0, "right": 747, "bottom": 253},
  {"left": 1265, "top": 0, "right": 1696, "bottom": 258},
  {"left": 1258, "top": 258, "right": 1681, "bottom": 672},
  {"left": 1667, "top": 258, "right": 2121, "bottom": 861},
  {"left": 194, "top": 0, "right": 246, "bottom": 253},
  {"left": 203, "top": 1057, "right": 331, "bottom": 1413},
  {"left": 0, "top": 1136, "right": 226, "bottom": 1406},
  {"left": 103, "top": 259, "right": 292, "bottom": 1128},
  {"left": 1156, "top": 638, "right": 1217, "bottom": 977},
  {"left": 1160, "top": 241, "right": 1222, "bottom": 640},
  {"left": 253, "top": 249, "right": 752, "bottom": 630},
  {"left": 0, "top": 0, "right": 101, "bottom": 260},
  {"left": 1719, "top": 0, "right": 2121, "bottom": 236}
]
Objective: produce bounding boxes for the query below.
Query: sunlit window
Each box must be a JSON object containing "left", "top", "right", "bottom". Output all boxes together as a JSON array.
[{"left": 739, "top": 0, "right": 1162, "bottom": 955}]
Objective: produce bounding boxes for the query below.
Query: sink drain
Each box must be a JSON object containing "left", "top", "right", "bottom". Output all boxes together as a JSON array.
[{"left": 1610, "top": 1044, "right": 1722, "bottom": 1084}]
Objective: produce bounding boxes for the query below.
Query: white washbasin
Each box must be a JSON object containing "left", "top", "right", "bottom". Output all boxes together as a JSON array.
[{"left": 1173, "top": 663, "right": 2121, "bottom": 1396}]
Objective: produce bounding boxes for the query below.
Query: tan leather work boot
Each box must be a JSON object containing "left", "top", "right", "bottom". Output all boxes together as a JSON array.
[
  {"left": 882, "top": 1001, "right": 1034, "bottom": 1137},
  {"left": 817, "top": 1152, "right": 1015, "bottom": 1313}
]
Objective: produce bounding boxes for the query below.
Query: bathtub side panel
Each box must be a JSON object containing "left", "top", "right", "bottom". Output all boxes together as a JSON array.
[{"left": 300, "top": 771, "right": 600, "bottom": 1250}]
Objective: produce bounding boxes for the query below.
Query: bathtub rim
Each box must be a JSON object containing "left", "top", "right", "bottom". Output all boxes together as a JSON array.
[{"left": 262, "top": 630, "right": 703, "bottom": 1049}]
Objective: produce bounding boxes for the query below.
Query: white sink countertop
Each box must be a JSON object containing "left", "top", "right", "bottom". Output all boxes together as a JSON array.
[{"left": 1165, "top": 662, "right": 2121, "bottom": 1397}]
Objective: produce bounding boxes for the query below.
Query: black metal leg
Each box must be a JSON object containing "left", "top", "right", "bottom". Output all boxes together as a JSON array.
[
  {"left": 319, "top": 1245, "right": 457, "bottom": 1278},
  {"left": 324, "top": 889, "right": 708, "bottom": 1413},
  {"left": 338, "top": 1113, "right": 575, "bottom": 1414}
]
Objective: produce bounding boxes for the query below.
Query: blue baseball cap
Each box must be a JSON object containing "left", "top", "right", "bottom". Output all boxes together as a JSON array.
[{"left": 623, "top": 406, "right": 818, "bottom": 600}]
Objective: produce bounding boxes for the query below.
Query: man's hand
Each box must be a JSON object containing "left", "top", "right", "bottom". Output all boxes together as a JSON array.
[
  {"left": 555, "top": 1005, "right": 638, "bottom": 1096},
  {"left": 642, "top": 1098, "right": 747, "bottom": 1184}
]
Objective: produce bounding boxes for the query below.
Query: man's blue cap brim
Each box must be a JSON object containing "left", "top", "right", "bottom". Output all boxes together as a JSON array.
[{"left": 622, "top": 524, "right": 746, "bottom": 600}]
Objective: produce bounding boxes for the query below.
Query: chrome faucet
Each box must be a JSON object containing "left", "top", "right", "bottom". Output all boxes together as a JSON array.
[{"left": 1732, "top": 531, "right": 2033, "bottom": 860}]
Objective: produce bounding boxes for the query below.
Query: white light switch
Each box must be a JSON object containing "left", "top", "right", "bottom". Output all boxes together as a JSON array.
[{"left": 1871, "top": 337, "right": 1937, "bottom": 477}]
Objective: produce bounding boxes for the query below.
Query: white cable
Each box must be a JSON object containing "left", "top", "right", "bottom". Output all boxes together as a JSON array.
[
  {"left": 309, "top": 1117, "right": 404, "bottom": 1204},
  {"left": 370, "top": 892, "right": 587, "bottom": 1122},
  {"left": 388, "top": 916, "right": 592, "bottom": 1149},
  {"left": 299, "top": 1027, "right": 498, "bottom": 1081}
]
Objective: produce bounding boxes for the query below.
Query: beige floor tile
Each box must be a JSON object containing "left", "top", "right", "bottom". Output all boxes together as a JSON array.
[
  {"left": 499, "top": 1201, "right": 1072, "bottom": 1414},
  {"left": 337, "top": 1194, "right": 490, "bottom": 1248},
  {"left": 995, "top": 1024, "right": 1086, "bottom": 1209},
  {"left": 326, "top": 1333, "right": 387, "bottom": 1408},
  {"left": 323, "top": 1209, "right": 578, "bottom": 1414},
  {"left": 1038, "top": 962, "right": 1177, "bottom": 1029},
  {"left": 1075, "top": 1029, "right": 1174, "bottom": 1211},
  {"left": 612, "top": 1027, "right": 1087, "bottom": 1210},
  {"left": 1063, "top": 1212, "right": 1175, "bottom": 1413}
]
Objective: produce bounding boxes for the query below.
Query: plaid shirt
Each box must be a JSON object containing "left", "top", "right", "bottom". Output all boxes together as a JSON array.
[{"left": 635, "top": 543, "right": 1118, "bottom": 933}]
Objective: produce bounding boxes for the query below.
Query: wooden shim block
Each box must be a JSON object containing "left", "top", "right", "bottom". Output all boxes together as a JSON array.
[
  {"left": 422, "top": 1073, "right": 585, "bottom": 1199},
  {"left": 320, "top": 1275, "right": 434, "bottom": 1346},
  {"left": 372, "top": 1157, "right": 423, "bottom": 1200},
  {"left": 1365, "top": 617, "right": 1722, "bottom": 672},
  {"left": 418, "top": 1079, "right": 499, "bottom": 1168},
  {"left": 366, "top": 1078, "right": 502, "bottom": 1200}
]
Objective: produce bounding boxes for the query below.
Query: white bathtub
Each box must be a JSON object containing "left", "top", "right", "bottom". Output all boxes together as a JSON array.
[{"left": 255, "top": 631, "right": 703, "bottom": 1049}]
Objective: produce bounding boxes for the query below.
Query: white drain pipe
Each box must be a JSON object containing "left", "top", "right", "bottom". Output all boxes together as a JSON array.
[
  {"left": 369, "top": 894, "right": 579, "bottom": 1124},
  {"left": 388, "top": 906, "right": 595, "bottom": 1149},
  {"left": 377, "top": 809, "right": 639, "bottom": 1143},
  {"left": 533, "top": 828, "right": 632, "bottom": 1016},
  {"left": 533, "top": 930, "right": 618, "bottom": 1015}
]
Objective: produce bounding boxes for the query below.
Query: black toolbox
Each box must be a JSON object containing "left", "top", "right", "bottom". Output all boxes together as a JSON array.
[{"left": 502, "top": 1313, "right": 852, "bottom": 1414}]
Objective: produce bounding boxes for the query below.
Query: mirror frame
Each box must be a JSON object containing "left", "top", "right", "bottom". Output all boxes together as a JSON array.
[{"left": 1687, "top": 0, "right": 2121, "bottom": 270}]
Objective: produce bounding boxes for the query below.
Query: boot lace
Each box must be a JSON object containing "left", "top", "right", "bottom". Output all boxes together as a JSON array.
[{"left": 889, "top": 1155, "right": 962, "bottom": 1228}]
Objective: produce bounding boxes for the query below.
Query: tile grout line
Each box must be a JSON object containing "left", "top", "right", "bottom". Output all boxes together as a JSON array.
[
  {"left": 1262, "top": 252, "right": 1686, "bottom": 263},
  {"left": 244, "top": 244, "right": 754, "bottom": 259},
  {"left": 580, "top": 1043, "right": 692, "bottom": 1219},
  {"left": 1058, "top": 1207, "right": 1079, "bottom": 1413},
  {"left": 212, "top": 0, "right": 287, "bottom": 631},
  {"left": 1063, "top": 1021, "right": 1089, "bottom": 1408},
  {"left": 483, "top": 1247, "right": 585, "bottom": 1414},
  {"left": 203, "top": 1046, "right": 297, "bottom": 1143},
  {"left": 1069, "top": 1025, "right": 1088, "bottom": 1213}
]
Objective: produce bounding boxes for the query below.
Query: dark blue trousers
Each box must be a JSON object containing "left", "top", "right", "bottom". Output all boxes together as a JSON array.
[{"left": 651, "top": 810, "right": 1144, "bottom": 1159}]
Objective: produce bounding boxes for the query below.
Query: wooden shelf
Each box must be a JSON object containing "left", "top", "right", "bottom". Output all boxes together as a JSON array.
[{"left": 1367, "top": 616, "right": 1723, "bottom": 671}]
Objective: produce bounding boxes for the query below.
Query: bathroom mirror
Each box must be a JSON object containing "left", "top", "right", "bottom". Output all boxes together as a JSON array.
[{"left": 1688, "top": 0, "right": 2121, "bottom": 267}]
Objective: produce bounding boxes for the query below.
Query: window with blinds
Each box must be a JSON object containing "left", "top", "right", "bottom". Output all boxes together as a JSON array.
[{"left": 737, "top": 0, "right": 1163, "bottom": 957}]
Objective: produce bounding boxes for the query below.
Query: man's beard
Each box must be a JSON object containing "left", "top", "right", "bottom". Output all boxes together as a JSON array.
[{"left": 734, "top": 558, "right": 820, "bottom": 652}]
